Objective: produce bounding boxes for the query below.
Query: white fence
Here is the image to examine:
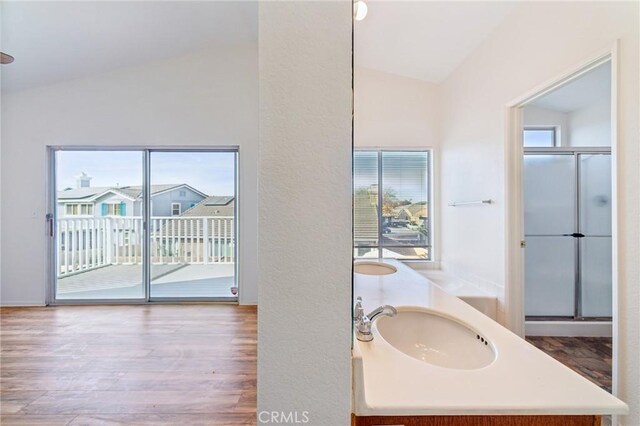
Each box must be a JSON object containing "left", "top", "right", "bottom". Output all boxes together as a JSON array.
[{"left": 57, "top": 216, "right": 235, "bottom": 276}]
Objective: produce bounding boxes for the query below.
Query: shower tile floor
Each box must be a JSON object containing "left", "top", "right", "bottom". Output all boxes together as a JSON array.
[{"left": 526, "top": 336, "right": 612, "bottom": 393}]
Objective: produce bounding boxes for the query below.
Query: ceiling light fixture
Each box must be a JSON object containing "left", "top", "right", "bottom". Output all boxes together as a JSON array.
[
  {"left": 354, "top": 0, "right": 368, "bottom": 21},
  {"left": 1, "top": 52, "right": 15, "bottom": 64}
]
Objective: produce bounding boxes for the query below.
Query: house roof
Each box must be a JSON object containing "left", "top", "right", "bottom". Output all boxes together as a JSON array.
[
  {"left": 354, "top": 192, "right": 378, "bottom": 243},
  {"left": 180, "top": 196, "right": 234, "bottom": 217},
  {"left": 393, "top": 202, "right": 428, "bottom": 219},
  {"left": 57, "top": 184, "right": 206, "bottom": 202},
  {"left": 57, "top": 186, "right": 113, "bottom": 201}
]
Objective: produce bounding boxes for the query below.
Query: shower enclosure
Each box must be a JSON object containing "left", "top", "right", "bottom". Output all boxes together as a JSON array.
[{"left": 524, "top": 149, "right": 612, "bottom": 320}]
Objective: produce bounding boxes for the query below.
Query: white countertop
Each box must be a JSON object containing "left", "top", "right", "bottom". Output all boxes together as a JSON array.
[
  {"left": 414, "top": 269, "right": 494, "bottom": 298},
  {"left": 352, "top": 259, "right": 628, "bottom": 416}
]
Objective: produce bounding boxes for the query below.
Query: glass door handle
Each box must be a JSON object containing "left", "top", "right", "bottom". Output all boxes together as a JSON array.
[{"left": 563, "top": 232, "right": 585, "bottom": 238}]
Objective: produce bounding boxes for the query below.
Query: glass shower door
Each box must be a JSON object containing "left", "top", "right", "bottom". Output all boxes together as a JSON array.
[
  {"left": 524, "top": 152, "right": 612, "bottom": 319},
  {"left": 524, "top": 154, "right": 577, "bottom": 317},
  {"left": 579, "top": 154, "right": 612, "bottom": 317}
]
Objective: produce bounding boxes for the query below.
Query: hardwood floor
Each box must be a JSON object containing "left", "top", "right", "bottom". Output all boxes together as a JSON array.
[
  {"left": 0, "top": 305, "right": 257, "bottom": 425},
  {"left": 526, "top": 336, "right": 612, "bottom": 393}
]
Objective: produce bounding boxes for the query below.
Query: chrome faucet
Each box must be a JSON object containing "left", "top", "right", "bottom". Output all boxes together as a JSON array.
[
  {"left": 353, "top": 297, "right": 365, "bottom": 324},
  {"left": 354, "top": 297, "right": 397, "bottom": 342}
]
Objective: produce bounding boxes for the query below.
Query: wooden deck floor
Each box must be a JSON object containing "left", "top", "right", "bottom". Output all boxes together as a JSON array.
[
  {"left": 0, "top": 305, "right": 256, "bottom": 425},
  {"left": 526, "top": 336, "right": 612, "bottom": 393}
]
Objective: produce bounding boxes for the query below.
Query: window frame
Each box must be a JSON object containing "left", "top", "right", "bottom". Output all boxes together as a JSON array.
[
  {"left": 65, "top": 203, "right": 93, "bottom": 216},
  {"left": 353, "top": 149, "right": 433, "bottom": 261},
  {"left": 171, "top": 202, "right": 181, "bottom": 216},
  {"left": 48, "top": 146, "right": 240, "bottom": 305},
  {"left": 106, "top": 203, "right": 122, "bottom": 216},
  {"left": 80, "top": 204, "right": 93, "bottom": 215},
  {"left": 523, "top": 126, "right": 558, "bottom": 148}
]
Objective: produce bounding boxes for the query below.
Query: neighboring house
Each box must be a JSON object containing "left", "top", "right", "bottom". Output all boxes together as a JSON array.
[
  {"left": 393, "top": 201, "right": 428, "bottom": 226},
  {"left": 154, "top": 196, "right": 236, "bottom": 262},
  {"left": 57, "top": 174, "right": 207, "bottom": 218}
]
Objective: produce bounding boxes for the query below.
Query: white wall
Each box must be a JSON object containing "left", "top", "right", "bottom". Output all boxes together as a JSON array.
[
  {"left": 0, "top": 45, "right": 259, "bottom": 305},
  {"left": 568, "top": 98, "right": 611, "bottom": 147},
  {"left": 258, "top": 2, "right": 352, "bottom": 425},
  {"left": 523, "top": 105, "right": 569, "bottom": 145},
  {"left": 439, "top": 1, "right": 638, "bottom": 423},
  {"left": 354, "top": 66, "right": 440, "bottom": 148}
]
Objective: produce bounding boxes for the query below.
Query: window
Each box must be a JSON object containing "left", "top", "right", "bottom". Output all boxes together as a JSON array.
[
  {"left": 523, "top": 127, "right": 556, "bottom": 147},
  {"left": 354, "top": 150, "right": 431, "bottom": 260},
  {"left": 80, "top": 204, "right": 93, "bottom": 215},
  {"left": 171, "top": 203, "right": 181, "bottom": 216},
  {"left": 65, "top": 203, "right": 93, "bottom": 216},
  {"left": 179, "top": 190, "right": 186, "bottom": 197},
  {"left": 104, "top": 203, "right": 123, "bottom": 216}
]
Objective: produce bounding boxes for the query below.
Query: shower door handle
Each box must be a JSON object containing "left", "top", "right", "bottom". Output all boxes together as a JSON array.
[{"left": 563, "top": 232, "right": 585, "bottom": 238}]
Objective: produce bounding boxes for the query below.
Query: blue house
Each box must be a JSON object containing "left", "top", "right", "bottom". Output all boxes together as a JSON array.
[{"left": 57, "top": 173, "right": 207, "bottom": 218}]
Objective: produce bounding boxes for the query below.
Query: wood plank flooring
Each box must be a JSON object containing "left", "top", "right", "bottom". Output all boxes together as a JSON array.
[
  {"left": 0, "top": 305, "right": 257, "bottom": 425},
  {"left": 526, "top": 336, "right": 612, "bottom": 393}
]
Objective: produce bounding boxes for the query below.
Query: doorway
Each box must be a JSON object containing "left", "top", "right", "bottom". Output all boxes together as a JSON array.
[
  {"left": 48, "top": 148, "right": 238, "bottom": 303},
  {"left": 506, "top": 53, "right": 616, "bottom": 394},
  {"left": 520, "top": 59, "right": 613, "bottom": 330}
]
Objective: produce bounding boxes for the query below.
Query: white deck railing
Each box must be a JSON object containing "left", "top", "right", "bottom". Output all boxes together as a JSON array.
[{"left": 57, "top": 216, "right": 235, "bottom": 276}]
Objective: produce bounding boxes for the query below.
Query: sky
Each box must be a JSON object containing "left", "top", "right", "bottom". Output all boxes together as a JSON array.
[{"left": 56, "top": 151, "right": 236, "bottom": 196}]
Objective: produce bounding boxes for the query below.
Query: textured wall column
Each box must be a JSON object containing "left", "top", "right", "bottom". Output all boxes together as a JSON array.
[{"left": 258, "top": 1, "right": 352, "bottom": 425}]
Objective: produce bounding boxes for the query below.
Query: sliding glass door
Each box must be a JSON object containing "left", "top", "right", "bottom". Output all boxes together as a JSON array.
[
  {"left": 149, "top": 151, "right": 237, "bottom": 299},
  {"left": 54, "top": 150, "right": 146, "bottom": 300},
  {"left": 50, "top": 148, "right": 238, "bottom": 303}
]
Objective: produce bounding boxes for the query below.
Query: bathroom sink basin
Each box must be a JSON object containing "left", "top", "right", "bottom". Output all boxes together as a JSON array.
[
  {"left": 375, "top": 307, "right": 496, "bottom": 370},
  {"left": 354, "top": 262, "right": 397, "bottom": 276}
]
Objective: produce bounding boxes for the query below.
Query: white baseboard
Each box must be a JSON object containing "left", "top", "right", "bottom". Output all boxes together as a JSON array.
[{"left": 525, "top": 320, "right": 612, "bottom": 337}]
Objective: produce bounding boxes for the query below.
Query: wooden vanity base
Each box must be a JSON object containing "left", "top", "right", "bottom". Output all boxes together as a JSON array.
[{"left": 351, "top": 414, "right": 601, "bottom": 426}]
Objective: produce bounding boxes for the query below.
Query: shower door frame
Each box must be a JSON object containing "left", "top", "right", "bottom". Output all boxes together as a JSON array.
[{"left": 523, "top": 147, "right": 612, "bottom": 321}]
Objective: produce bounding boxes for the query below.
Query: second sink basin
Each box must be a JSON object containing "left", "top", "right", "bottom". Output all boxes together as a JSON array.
[
  {"left": 354, "top": 261, "right": 397, "bottom": 276},
  {"left": 375, "top": 307, "right": 496, "bottom": 370}
]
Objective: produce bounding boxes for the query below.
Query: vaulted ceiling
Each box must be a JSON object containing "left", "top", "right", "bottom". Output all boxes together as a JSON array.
[
  {"left": 1, "top": 1, "right": 520, "bottom": 92},
  {"left": 1, "top": 1, "right": 257, "bottom": 92},
  {"left": 354, "top": 1, "right": 517, "bottom": 82}
]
